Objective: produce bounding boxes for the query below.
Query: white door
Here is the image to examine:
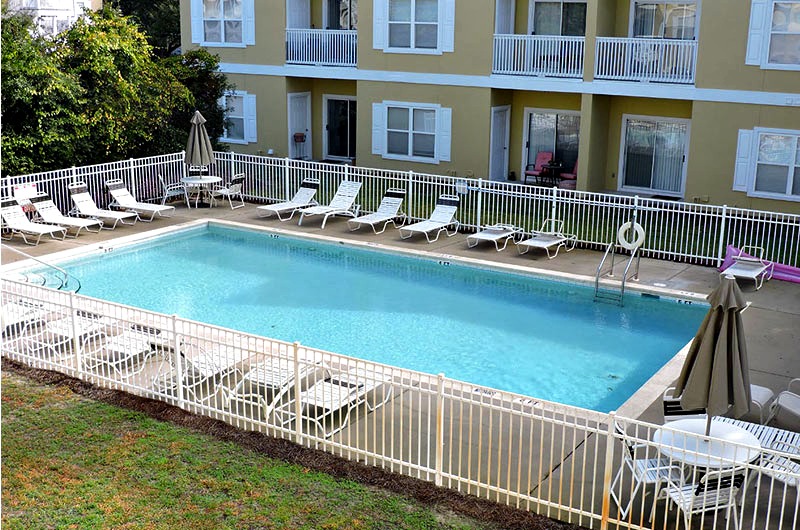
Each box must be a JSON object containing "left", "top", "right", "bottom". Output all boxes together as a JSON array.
[
  {"left": 288, "top": 92, "right": 312, "bottom": 160},
  {"left": 287, "top": 0, "right": 311, "bottom": 28},
  {"left": 489, "top": 106, "right": 511, "bottom": 181},
  {"left": 495, "top": 0, "right": 515, "bottom": 34}
]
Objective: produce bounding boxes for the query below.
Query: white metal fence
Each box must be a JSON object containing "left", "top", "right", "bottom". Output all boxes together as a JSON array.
[
  {"left": 493, "top": 34, "right": 585, "bottom": 78},
  {"left": 595, "top": 38, "right": 697, "bottom": 84},
  {"left": 2, "top": 151, "right": 798, "bottom": 268},
  {"left": 2, "top": 280, "right": 798, "bottom": 530},
  {"left": 285, "top": 29, "right": 358, "bottom": 67}
]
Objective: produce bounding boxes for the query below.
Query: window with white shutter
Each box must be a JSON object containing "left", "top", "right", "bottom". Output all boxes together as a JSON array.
[
  {"left": 190, "top": 0, "right": 255, "bottom": 47},
  {"left": 372, "top": 101, "right": 452, "bottom": 164},
  {"left": 746, "top": 0, "right": 800, "bottom": 69},
  {"left": 220, "top": 91, "right": 257, "bottom": 144},
  {"left": 373, "top": 0, "right": 454, "bottom": 54}
]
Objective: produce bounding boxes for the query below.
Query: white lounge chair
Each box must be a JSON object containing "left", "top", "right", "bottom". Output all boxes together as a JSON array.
[
  {"left": 467, "top": 223, "right": 522, "bottom": 251},
  {"left": 346, "top": 188, "right": 407, "bottom": 234},
  {"left": 68, "top": 181, "right": 138, "bottom": 229},
  {"left": 721, "top": 245, "right": 775, "bottom": 290},
  {"left": 516, "top": 219, "right": 577, "bottom": 259},
  {"left": 1, "top": 299, "right": 46, "bottom": 338},
  {"left": 0, "top": 198, "right": 67, "bottom": 245},
  {"left": 768, "top": 378, "right": 800, "bottom": 431},
  {"left": 29, "top": 193, "right": 103, "bottom": 236},
  {"left": 25, "top": 309, "right": 114, "bottom": 359},
  {"left": 297, "top": 180, "right": 362, "bottom": 228},
  {"left": 85, "top": 323, "right": 167, "bottom": 379},
  {"left": 256, "top": 177, "right": 320, "bottom": 220},
  {"left": 398, "top": 194, "right": 460, "bottom": 243},
  {"left": 105, "top": 178, "right": 175, "bottom": 221},
  {"left": 209, "top": 174, "right": 246, "bottom": 209}
]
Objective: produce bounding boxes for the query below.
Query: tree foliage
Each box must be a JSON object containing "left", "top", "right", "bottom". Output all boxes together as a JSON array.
[{"left": 107, "top": 0, "right": 181, "bottom": 58}]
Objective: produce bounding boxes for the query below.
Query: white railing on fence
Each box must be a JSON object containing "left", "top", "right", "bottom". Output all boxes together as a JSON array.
[
  {"left": 2, "top": 280, "right": 798, "bottom": 530},
  {"left": 285, "top": 29, "right": 357, "bottom": 67},
  {"left": 492, "top": 34, "right": 584, "bottom": 78},
  {"left": 595, "top": 37, "right": 697, "bottom": 84}
]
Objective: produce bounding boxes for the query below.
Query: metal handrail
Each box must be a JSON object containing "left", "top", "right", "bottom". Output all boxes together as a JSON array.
[{"left": 1, "top": 243, "right": 80, "bottom": 292}]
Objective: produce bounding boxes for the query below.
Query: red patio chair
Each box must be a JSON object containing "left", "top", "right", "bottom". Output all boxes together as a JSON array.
[{"left": 523, "top": 151, "right": 553, "bottom": 185}]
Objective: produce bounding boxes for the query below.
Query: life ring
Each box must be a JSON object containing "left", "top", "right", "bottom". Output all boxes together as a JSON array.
[{"left": 617, "top": 222, "right": 645, "bottom": 251}]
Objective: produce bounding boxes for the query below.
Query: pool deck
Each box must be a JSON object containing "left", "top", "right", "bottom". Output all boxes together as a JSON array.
[{"left": 3, "top": 202, "right": 799, "bottom": 527}]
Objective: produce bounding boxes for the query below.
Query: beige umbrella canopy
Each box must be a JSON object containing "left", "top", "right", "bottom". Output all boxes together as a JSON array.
[
  {"left": 185, "top": 110, "right": 215, "bottom": 169},
  {"left": 673, "top": 275, "right": 752, "bottom": 435}
]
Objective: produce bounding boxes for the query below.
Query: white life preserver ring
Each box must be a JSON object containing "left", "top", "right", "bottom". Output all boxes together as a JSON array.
[{"left": 617, "top": 222, "right": 645, "bottom": 251}]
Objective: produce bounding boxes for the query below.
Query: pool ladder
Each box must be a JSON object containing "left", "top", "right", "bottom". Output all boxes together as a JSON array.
[
  {"left": 2, "top": 243, "right": 81, "bottom": 292},
  {"left": 594, "top": 242, "right": 640, "bottom": 306}
]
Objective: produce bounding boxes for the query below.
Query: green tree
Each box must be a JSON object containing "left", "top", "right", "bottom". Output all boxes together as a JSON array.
[{"left": 107, "top": 0, "right": 181, "bottom": 58}]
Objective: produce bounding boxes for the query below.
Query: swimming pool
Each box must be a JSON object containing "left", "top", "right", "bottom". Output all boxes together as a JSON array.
[{"left": 37, "top": 224, "right": 706, "bottom": 412}]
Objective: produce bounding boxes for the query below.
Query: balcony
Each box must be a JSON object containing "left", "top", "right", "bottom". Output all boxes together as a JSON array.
[
  {"left": 595, "top": 37, "right": 697, "bottom": 84},
  {"left": 493, "top": 35, "right": 585, "bottom": 78},
  {"left": 286, "top": 29, "right": 357, "bottom": 67}
]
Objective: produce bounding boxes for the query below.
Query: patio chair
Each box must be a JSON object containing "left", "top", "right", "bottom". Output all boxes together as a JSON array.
[
  {"left": 759, "top": 440, "right": 800, "bottom": 493},
  {"left": 256, "top": 177, "right": 320, "bottom": 221},
  {"left": 158, "top": 174, "right": 190, "bottom": 207},
  {"left": 1, "top": 299, "right": 46, "bottom": 338},
  {"left": 84, "top": 323, "right": 168, "bottom": 380},
  {"left": 523, "top": 151, "right": 553, "bottom": 185},
  {"left": 767, "top": 378, "right": 800, "bottom": 431},
  {"left": 515, "top": 219, "right": 577, "bottom": 259},
  {"left": 610, "top": 420, "right": 684, "bottom": 518},
  {"left": 29, "top": 193, "right": 103, "bottom": 236},
  {"left": 720, "top": 245, "right": 775, "bottom": 290},
  {"left": 105, "top": 178, "right": 175, "bottom": 221},
  {"left": 25, "top": 309, "right": 114, "bottom": 359},
  {"left": 466, "top": 223, "right": 522, "bottom": 252},
  {"left": 346, "top": 188, "right": 407, "bottom": 234},
  {"left": 558, "top": 159, "right": 578, "bottom": 190},
  {"left": 398, "top": 194, "right": 460, "bottom": 243},
  {"left": 0, "top": 198, "right": 67, "bottom": 245},
  {"left": 297, "top": 180, "right": 362, "bottom": 228},
  {"left": 68, "top": 181, "right": 138, "bottom": 229},
  {"left": 209, "top": 173, "right": 246, "bottom": 210}
]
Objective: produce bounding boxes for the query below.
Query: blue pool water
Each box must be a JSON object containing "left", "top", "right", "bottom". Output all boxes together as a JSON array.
[{"left": 46, "top": 225, "right": 706, "bottom": 412}]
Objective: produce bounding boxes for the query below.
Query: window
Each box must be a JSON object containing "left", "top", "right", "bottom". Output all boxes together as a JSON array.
[
  {"left": 525, "top": 110, "right": 580, "bottom": 171},
  {"left": 219, "top": 92, "right": 257, "bottom": 144},
  {"left": 747, "top": 0, "right": 800, "bottom": 69},
  {"left": 734, "top": 128, "right": 800, "bottom": 201},
  {"left": 372, "top": 101, "right": 451, "bottom": 163},
  {"left": 373, "top": 0, "right": 455, "bottom": 54},
  {"left": 619, "top": 116, "right": 689, "bottom": 197},
  {"left": 530, "top": 1, "right": 587, "bottom": 36},
  {"left": 631, "top": 1, "right": 697, "bottom": 39},
  {"left": 190, "top": 0, "right": 255, "bottom": 47}
]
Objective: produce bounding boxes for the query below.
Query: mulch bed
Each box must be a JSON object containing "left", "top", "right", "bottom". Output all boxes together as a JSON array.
[{"left": 2, "top": 358, "right": 586, "bottom": 530}]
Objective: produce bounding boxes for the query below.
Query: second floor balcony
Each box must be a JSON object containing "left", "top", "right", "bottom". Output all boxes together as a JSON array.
[
  {"left": 286, "top": 28, "right": 357, "bottom": 67},
  {"left": 595, "top": 37, "right": 697, "bottom": 84},
  {"left": 492, "top": 34, "right": 585, "bottom": 78}
]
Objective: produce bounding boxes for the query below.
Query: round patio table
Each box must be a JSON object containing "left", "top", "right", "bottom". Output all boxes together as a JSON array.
[
  {"left": 181, "top": 176, "right": 221, "bottom": 208},
  {"left": 652, "top": 418, "right": 761, "bottom": 469}
]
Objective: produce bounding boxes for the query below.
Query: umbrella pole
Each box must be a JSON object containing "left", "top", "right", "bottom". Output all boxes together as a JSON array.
[{"left": 704, "top": 413, "right": 712, "bottom": 437}]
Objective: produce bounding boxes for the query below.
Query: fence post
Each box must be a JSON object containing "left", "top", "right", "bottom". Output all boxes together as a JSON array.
[
  {"left": 293, "top": 341, "right": 304, "bottom": 445},
  {"left": 69, "top": 291, "right": 80, "bottom": 377},
  {"left": 716, "top": 205, "right": 728, "bottom": 268},
  {"left": 284, "top": 157, "right": 291, "bottom": 201},
  {"left": 172, "top": 314, "right": 186, "bottom": 410},
  {"left": 128, "top": 158, "right": 136, "bottom": 196},
  {"left": 407, "top": 171, "right": 415, "bottom": 220},
  {"left": 435, "top": 372, "right": 445, "bottom": 487},
  {"left": 550, "top": 184, "right": 558, "bottom": 223},
  {"left": 476, "top": 179, "right": 484, "bottom": 229},
  {"left": 599, "top": 411, "right": 617, "bottom": 530}
]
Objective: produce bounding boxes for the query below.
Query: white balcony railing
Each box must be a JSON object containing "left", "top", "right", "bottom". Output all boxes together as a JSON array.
[
  {"left": 493, "top": 34, "right": 585, "bottom": 78},
  {"left": 595, "top": 37, "right": 697, "bottom": 84},
  {"left": 286, "top": 29, "right": 357, "bottom": 67}
]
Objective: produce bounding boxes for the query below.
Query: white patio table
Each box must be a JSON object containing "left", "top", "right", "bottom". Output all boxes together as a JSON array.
[
  {"left": 181, "top": 176, "right": 221, "bottom": 208},
  {"left": 652, "top": 418, "right": 761, "bottom": 469}
]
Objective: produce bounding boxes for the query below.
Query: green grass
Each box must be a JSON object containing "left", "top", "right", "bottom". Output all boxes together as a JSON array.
[{"left": 1, "top": 372, "right": 498, "bottom": 530}]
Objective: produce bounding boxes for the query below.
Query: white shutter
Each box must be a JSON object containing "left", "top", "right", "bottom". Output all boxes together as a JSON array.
[
  {"left": 441, "top": 0, "right": 455, "bottom": 53},
  {"left": 733, "top": 129, "right": 754, "bottom": 192},
  {"left": 372, "top": 103, "right": 386, "bottom": 155},
  {"left": 243, "top": 0, "right": 255, "bottom": 45},
  {"left": 191, "top": 0, "right": 204, "bottom": 43},
  {"left": 745, "top": 0, "right": 769, "bottom": 66},
  {"left": 244, "top": 94, "right": 257, "bottom": 143},
  {"left": 373, "top": 0, "right": 387, "bottom": 49},
  {"left": 437, "top": 107, "right": 452, "bottom": 162}
]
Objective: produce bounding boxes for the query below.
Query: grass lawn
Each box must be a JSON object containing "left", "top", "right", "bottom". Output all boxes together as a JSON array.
[{"left": 1, "top": 371, "right": 500, "bottom": 530}]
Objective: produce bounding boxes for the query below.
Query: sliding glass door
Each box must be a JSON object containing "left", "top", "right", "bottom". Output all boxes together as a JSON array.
[
  {"left": 526, "top": 111, "right": 580, "bottom": 171},
  {"left": 621, "top": 116, "right": 688, "bottom": 196},
  {"left": 325, "top": 96, "right": 356, "bottom": 161}
]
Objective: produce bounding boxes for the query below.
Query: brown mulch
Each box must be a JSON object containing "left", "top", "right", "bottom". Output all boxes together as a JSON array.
[{"left": 2, "top": 358, "right": 587, "bottom": 530}]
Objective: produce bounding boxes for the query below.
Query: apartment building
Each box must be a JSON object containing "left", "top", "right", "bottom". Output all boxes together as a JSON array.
[
  {"left": 6, "top": 0, "right": 102, "bottom": 35},
  {"left": 179, "top": 1, "right": 800, "bottom": 213}
]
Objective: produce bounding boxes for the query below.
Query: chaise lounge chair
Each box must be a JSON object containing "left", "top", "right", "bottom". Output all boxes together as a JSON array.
[
  {"left": 720, "top": 245, "right": 775, "bottom": 290},
  {"left": 29, "top": 193, "right": 103, "bottom": 236},
  {"left": 256, "top": 177, "right": 320, "bottom": 221},
  {"left": 68, "top": 181, "right": 138, "bottom": 229},
  {"left": 25, "top": 309, "right": 114, "bottom": 359},
  {"left": 346, "top": 188, "right": 407, "bottom": 234},
  {"left": 467, "top": 223, "right": 522, "bottom": 251},
  {"left": 515, "top": 218, "right": 577, "bottom": 259},
  {"left": 1, "top": 299, "right": 46, "bottom": 338},
  {"left": 0, "top": 198, "right": 67, "bottom": 245},
  {"left": 105, "top": 178, "right": 175, "bottom": 221},
  {"left": 398, "top": 194, "right": 460, "bottom": 243},
  {"left": 84, "top": 323, "right": 168, "bottom": 380},
  {"left": 297, "top": 180, "right": 362, "bottom": 228},
  {"left": 767, "top": 378, "right": 800, "bottom": 431}
]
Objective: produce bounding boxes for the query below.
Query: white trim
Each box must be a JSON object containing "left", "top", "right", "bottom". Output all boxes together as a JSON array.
[
  {"left": 747, "top": 126, "right": 800, "bottom": 202},
  {"left": 746, "top": 0, "right": 769, "bottom": 66},
  {"left": 220, "top": 90, "right": 255, "bottom": 145},
  {"left": 520, "top": 107, "right": 581, "bottom": 178},
  {"left": 218, "top": 62, "right": 800, "bottom": 108},
  {"left": 489, "top": 105, "right": 511, "bottom": 181},
  {"left": 191, "top": 0, "right": 254, "bottom": 48},
  {"left": 733, "top": 129, "right": 754, "bottom": 192},
  {"left": 322, "top": 94, "right": 357, "bottom": 161},
  {"left": 763, "top": 0, "right": 800, "bottom": 71},
  {"left": 618, "top": 113, "right": 690, "bottom": 198},
  {"left": 374, "top": 100, "right": 449, "bottom": 164}
]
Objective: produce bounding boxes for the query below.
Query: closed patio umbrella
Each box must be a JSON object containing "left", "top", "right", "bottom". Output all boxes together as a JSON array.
[
  {"left": 185, "top": 110, "right": 214, "bottom": 170},
  {"left": 673, "top": 275, "right": 751, "bottom": 436}
]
